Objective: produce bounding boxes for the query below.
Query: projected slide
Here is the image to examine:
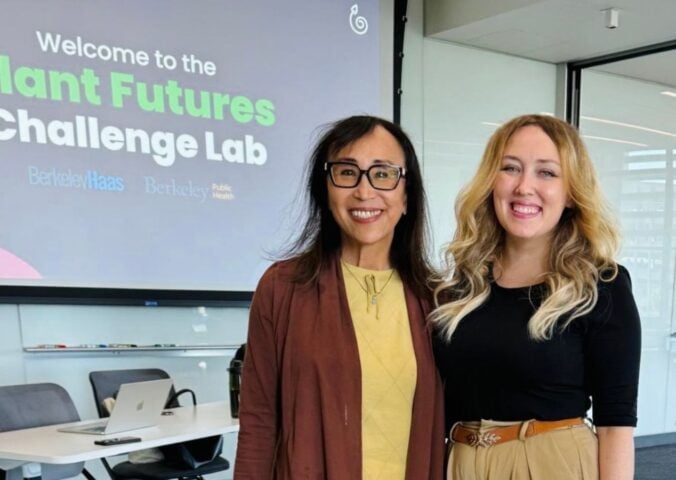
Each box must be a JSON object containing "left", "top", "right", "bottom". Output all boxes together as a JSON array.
[{"left": 0, "top": 0, "right": 381, "bottom": 292}]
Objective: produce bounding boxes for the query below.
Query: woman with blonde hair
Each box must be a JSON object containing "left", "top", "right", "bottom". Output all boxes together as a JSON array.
[{"left": 432, "top": 114, "right": 640, "bottom": 480}]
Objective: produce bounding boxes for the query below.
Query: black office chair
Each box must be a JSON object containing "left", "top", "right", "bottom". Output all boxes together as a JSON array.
[
  {"left": 0, "top": 383, "right": 95, "bottom": 480},
  {"left": 88, "top": 369, "right": 229, "bottom": 480}
]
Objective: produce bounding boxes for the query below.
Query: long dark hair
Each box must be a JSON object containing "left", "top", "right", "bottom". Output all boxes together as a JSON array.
[{"left": 285, "top": 115, "right": 433, "bottom": 299}]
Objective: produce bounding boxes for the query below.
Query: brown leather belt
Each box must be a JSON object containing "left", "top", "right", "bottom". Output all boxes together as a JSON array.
[{"left": 451, "top": 418, "right": 585, "bottom": 447}]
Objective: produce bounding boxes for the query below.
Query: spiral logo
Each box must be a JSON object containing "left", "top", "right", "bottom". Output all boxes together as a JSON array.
[{"left": 349, "top": 4, "right": 368, "bottom": 35}]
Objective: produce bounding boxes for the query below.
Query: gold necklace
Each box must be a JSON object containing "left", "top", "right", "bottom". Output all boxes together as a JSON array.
[{"left": 342, "top": 261, "right": 396, "bottom": 306}]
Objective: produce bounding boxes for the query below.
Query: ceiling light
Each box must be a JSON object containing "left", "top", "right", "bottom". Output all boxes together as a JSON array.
[
  {"left": 661, "top": 91, "right": 676, "bottom": 99},
  {"left": 583, "top": 135, "right": 647, "bottom": 147},
  {"left": 581, "top": 115, "right": 676, "bottom": 138},
  {"left": 626, "top": 149, "right": 667, "bottom": 157}
]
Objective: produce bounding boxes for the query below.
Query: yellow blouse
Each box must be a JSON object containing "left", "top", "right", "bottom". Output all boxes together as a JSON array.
[{"left": 341, "top": 261, "right": 417, "bottom": 480}]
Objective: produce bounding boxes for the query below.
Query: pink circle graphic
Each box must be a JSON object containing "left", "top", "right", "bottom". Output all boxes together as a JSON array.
[{"left": 0, "top": 248, "right": 42, "bottom": 279}]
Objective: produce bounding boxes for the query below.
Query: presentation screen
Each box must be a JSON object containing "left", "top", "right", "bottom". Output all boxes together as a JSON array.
[{"left": 0, "top": 0, "right": 392, "bottom": 302}]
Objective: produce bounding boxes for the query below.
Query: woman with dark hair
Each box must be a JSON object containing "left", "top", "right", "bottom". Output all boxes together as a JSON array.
[{"left": 234, "top": 115, "right": 444, "bottom": 480}]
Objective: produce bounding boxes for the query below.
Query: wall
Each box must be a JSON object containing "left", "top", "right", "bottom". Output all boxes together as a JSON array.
[{"left": 402, "top": 0, "right": 557, "bottom": 262}]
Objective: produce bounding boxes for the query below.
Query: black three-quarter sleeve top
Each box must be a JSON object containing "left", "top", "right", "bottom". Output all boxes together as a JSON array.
[{"left": 433, "top": 266, "right": 641, "bottom": 432}]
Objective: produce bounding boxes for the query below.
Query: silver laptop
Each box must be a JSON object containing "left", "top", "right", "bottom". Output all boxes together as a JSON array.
[{"left": 59, "top": 378, "right": 172, "bottom": 435}]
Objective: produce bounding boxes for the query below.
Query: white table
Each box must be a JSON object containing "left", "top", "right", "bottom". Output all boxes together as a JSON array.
[{"left": 0, "top": 401, "right": 239, "bottom": 465}]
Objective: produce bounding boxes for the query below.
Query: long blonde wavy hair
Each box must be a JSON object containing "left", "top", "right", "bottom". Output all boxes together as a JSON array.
[{"left": 431, "top": 114, "right": 620, "bottom": 342}]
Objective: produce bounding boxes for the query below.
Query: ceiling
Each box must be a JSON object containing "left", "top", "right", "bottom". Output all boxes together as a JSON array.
[
  {"left": 425, "top": 0, "right": 676, "bottom": 86},
  {"left": 594, "top": 50, "right": 676, "bottom": 88}
]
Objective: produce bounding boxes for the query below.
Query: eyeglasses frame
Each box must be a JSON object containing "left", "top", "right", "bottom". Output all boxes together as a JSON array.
[{"left": 324, "top": 161, "right": 406, "bottom": 191}]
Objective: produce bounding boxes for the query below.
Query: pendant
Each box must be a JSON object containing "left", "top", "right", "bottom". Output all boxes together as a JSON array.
[{"left": 370, "top": 295, "right": 377, "bottom": 305}]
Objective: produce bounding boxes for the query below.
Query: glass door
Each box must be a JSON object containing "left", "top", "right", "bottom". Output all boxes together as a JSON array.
[{"left": 575, "top": 48, "right": 676, "bottom": 437}]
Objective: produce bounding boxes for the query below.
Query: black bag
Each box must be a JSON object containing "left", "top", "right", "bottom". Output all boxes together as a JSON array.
[
  {"left": 228, "top": 344, "right": 246, "bottom": 418},
  {"left": 159, "top": 389, "right": 224, "bottom": 469},
  {"left": 160, "top": 435, "right": 224, "bottom": 469}
]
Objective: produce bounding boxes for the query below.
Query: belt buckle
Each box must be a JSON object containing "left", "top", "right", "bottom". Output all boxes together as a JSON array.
[{"left": 467, "top": 431, "right": 501, "bottom": 447}]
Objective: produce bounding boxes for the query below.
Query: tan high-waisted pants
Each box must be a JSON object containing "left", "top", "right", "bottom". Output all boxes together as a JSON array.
[{"left": 447, "top": 420, "right": 598, "bottom": 480}]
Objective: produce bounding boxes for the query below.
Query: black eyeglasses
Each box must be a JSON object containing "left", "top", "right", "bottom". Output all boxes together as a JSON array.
[{"left": 324, "top": 161, "right": 406, "bottom": 191}]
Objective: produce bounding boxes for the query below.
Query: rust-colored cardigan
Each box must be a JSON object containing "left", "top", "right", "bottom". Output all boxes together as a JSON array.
[{"left": 234, "top": 256, "right": 445, "bottom": 479}]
